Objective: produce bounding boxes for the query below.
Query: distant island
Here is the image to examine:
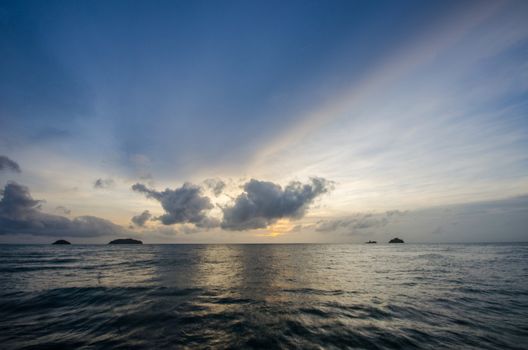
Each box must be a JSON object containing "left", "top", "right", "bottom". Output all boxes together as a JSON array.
[
  {"left": 389, "top": 237, "right": 404, "bottom": 243},
  {"left": 366, "top": 240, "right": 377, "bottom": 244},
  {"left": 108, "top": 238, "right": 143, "bottom": 244},
  {"left": 52, "top": 239, "right": 71, "bottom": 245}
]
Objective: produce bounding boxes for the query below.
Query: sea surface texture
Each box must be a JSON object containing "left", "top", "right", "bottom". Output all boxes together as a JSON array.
[{"left": 0, "top": 244, "right": 527, "bottom": 349}]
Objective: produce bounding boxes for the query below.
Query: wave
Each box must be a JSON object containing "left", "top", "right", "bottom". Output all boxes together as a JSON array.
[{"left": 0, "top": 244, "right": 527, "bottom": 349}]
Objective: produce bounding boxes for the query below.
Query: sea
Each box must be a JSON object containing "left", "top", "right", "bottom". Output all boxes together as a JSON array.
[{"left": 0, "top": 243, "right": 527, "bottom": 349}]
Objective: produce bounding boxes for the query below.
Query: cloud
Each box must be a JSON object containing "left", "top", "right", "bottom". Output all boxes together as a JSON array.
[
  {"left": 221, "top": 177, "right": 333, "bottom": 230},
  {"left": 131, "top": 210, "right": 152, "bottom": 227},
  {"left": 94, "top": 178, "right": 115, "bottom": 189},
  {"left": 316, "top": 210, "right": 406, "bottom": 232},
  {"left": 203, "top": 178, "right": 226, "bottom": 196},
  {"left": 132, "top": 182, "right": 217, "bottom": 227},
  {"left": 55, "top": 206, "right": 71, "bottom": 215},
  {"left": 0, "top": 182, "right": 125, "bottom": 237},
  {"left": 0, "top": 156, "right": 21, "bottom": 173}
]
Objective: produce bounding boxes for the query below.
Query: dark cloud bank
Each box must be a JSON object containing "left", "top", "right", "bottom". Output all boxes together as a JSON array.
[
  {"left": 0, "top": 182, "right": 124, "bottom": 237},
  {"left": 132, "top": 177, "right": 333, "bottom": 231}
]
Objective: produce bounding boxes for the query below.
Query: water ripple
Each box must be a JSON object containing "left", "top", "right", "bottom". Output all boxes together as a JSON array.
[{"left": 0, "top": 244, "right": 527, "bottom": 349}]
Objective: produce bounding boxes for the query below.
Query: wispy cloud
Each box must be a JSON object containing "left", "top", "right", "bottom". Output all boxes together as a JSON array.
[
  {"left": 94, "top": 178, "right": 115, "bottom": 189},
  {"left": 249, "top": 1, "right": 528, "bottom": 212},
  {"left": 316, "top": 210, "right": 406, "bottom": 233},
  {"left": 0, "top": 156, "right": 21, "bottom": 173}
]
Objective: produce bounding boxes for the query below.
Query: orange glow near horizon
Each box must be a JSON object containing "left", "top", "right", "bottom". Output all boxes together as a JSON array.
[{"left": 258, "top": 219, "right": 294, "bottom": 238}]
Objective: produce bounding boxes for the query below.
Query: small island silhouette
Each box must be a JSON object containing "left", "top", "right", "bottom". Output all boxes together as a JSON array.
[
  {"left": 389, "top": 237, "right": 404, "bottom": 243},
  {"left": 52, "top": 239, "right": 71, "bottom": 245},
  {"left": 366, "top": 240, "right": 377, "bottom": 244},
  {"left": 108, "top": 238, "right": 143, "bottom": 244}
]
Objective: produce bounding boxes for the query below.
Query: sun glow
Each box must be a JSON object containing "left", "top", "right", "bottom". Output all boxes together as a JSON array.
[{"left": 259, "top": 219, "right": 295, "bottom": 238}]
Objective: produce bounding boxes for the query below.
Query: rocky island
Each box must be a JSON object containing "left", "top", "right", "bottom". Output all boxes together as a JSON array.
[
  {"left": 52, "top": 239, "right": 71, "bottom": 245},
  {"left": 366, "top": 240, "right": 377, "bottom": 244},
  {"left": 389, "top": 237, "right": 404, "bottom": 243},
  {"left": 108, "top": 238, "right": 143, "bottom": 245}
]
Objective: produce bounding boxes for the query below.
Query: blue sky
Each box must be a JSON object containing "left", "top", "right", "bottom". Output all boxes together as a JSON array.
[{"left": 0, "top": 0, "right": 527, "bottom": 243}]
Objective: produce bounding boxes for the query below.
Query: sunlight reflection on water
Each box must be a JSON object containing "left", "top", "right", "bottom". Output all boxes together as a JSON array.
[{"left": 0, "top": 243, "right": 527, "bottom": 349}]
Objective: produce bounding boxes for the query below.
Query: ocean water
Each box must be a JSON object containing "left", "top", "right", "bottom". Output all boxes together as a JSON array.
[{"left": 0, "top": 244, "right": 527, "bottom": 349}]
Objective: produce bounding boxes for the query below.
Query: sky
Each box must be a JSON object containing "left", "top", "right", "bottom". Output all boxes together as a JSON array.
[{"left": 1, "top": 0, "right": 527, "bottom": 243}]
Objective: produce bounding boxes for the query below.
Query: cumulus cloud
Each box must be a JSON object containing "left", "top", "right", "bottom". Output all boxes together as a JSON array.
[
  {"left": 316, "top": 210, "right": 406, "bottom": 232},
  {"left": 203, "top": 178, "right": 226, "bottom": 196},
  {"left": 0, "top": 155, "right": 21, "bottom": 173},
  {"left": 132, "top": 182, "right": 217, "bottom": 227},
  {"left": 94, "top": 178, "right": 115, "bottom": 189},
  {"left": 0, "top": 182, "right": 125, "bottom": 237},
  {"left": 221, "top": 177, "right": 333, "bottom": 230},
  {"left": 131, "top": 210, "right": 152, "bottom": 227}
]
